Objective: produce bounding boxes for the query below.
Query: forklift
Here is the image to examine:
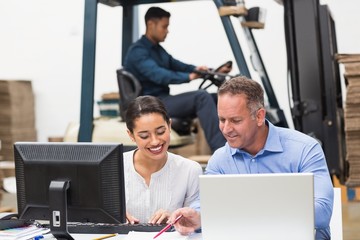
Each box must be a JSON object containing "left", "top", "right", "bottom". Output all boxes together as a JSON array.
[{"left": 77, "top": 0, "right": 347, "bottom": 184}]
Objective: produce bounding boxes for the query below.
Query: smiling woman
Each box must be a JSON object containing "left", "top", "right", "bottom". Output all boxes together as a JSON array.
[{"left": 122, "top": 95, "right": 203, "bottom": 225}]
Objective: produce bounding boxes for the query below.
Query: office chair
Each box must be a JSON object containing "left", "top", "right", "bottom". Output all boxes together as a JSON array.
[{"left": 116, "top": 68, "right": 195, "bottom": 137}]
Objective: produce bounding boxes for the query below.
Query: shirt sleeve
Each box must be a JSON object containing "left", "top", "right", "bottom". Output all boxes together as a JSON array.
[
  {"left": 183, "top": 161, "right": 203, "bottom": 207},
  {"left": 205, "top": 146, "right": 235, "bottom": 175},
  {"left": 301, "top": 142, "right": 334, "bottom": 230},
  {"left": 189, "top": 198, "right": 201, "bottom": 212},
  {"left": 126, "top": 45, "right": 196, "bottom": 86}
]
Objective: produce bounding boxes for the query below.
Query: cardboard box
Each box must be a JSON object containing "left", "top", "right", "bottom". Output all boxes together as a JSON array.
[
  {"left": 0, "top": 80, "right": 37, "bottom": 161},
  {"left": 337, "top": 55, "right": 360, "bottom": 187},
  {"left": 171, "top": 119, "right": 211, "bottom": 157}
]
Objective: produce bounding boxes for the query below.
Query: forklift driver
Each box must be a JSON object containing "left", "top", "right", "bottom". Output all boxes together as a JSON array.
[{"left": 123, "top": 6, "right": 231, "bottom": 153}]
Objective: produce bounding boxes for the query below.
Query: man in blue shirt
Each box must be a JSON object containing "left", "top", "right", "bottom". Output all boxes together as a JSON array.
[
  {"left": 169, "top": 76, "right": 334, "bottom": 240},
  {"left": 123, "top": 6, "right": 230, "bottom": 152}
]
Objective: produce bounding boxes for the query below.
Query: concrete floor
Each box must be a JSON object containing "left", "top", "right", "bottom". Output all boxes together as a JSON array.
[{"left": 343, "top": 201, "right": 360, "bottom": 240}]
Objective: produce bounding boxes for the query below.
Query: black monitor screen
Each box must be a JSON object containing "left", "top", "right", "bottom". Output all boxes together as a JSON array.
[{"left": 14, "top": 142, "right": 126, "bottom": 227}]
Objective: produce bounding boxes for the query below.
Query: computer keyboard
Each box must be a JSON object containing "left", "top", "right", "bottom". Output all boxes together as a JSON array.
[
  {"left": 0, "top": 219, "right": 32, "bottom": 230},
  {"left": 65, "top": 222, "right": 173, "bottom": 234}
]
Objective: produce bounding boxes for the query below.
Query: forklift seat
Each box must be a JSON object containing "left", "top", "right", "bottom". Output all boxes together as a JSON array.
[
  {"left": 116, "top": 68, "right": 194, "bottom": 137},
  {"left": 116, "top": 69, "right": 142, "bottom": 121}
]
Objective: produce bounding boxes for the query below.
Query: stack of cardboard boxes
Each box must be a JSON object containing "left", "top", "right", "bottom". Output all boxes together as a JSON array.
[
  {"left": 97, "top": 92, "right": 120, "bottom": 118},
  {"left": 0, "top": 80, "right": 36, "bottom": 210},
  {"left": 171, "top": 119, "right": 211, "bottom": 167},
  {"left": 337, "top": 54, "right": 360, "bottom": 187},
  {"left": 0, "top": 80, "right": 37, "bottom": 161}
]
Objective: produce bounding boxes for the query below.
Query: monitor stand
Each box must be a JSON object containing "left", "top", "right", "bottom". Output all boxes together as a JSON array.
[{"left": 49, "top": 180, "right": 74, "bottom": 240}]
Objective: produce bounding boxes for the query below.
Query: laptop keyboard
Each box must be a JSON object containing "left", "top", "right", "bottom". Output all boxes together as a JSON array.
[{"left": 65, "top": 222, "right": 172, "bottom": 234}]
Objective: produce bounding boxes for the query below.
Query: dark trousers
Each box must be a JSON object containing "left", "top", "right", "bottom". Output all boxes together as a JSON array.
[{"left": 160, "top": 90, "right": 226, "bottom": 152}]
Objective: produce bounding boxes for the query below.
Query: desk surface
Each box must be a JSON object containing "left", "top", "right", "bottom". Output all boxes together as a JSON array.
[
  {"left": 71, "top": 234, "right": 126, "bottom": 239},
  {"left": 60, "top": 232, "right": 202, "bottom": 240}
]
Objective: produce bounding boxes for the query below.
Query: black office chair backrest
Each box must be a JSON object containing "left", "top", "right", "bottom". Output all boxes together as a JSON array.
[{"left": 116, "top": 69, "right": 142, "bottom": 121}]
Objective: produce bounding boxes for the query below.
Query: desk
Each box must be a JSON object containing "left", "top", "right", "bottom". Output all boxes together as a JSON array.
[
  {"left": 29, "top": 232, "right": 203, "bottom": 240},
  {"left": 70, "top": 233, "right": 202, "bottom": 240},
  {"left": 71, "top": 234, "right": 126, "bottom": 240}
]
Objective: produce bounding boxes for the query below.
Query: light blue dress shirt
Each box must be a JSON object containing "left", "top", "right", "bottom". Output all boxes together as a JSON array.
[{"left": 192, "top": 120, "right": 334, "bottom": 240}]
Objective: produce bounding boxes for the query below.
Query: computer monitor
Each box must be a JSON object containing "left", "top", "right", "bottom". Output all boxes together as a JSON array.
[{"left": 14, "top": 142, "right": 126, "bottom": 239}]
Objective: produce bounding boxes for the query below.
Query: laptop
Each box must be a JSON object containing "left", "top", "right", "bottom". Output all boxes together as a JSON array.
[{"left": 199, "top": 173, "right": 315, "bottom": 240}]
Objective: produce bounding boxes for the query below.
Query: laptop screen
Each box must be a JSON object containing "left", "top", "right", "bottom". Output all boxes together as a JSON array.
[{"left": 199, "top": 173, "right": 315, "bottom": 240}]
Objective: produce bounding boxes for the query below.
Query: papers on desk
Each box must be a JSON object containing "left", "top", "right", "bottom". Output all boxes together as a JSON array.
[
  {"left": 124, "top": 231, "right": 188, "bottom": 240},
  {"left": 0, "top": 225, "right": 49, "bottom": 240}
]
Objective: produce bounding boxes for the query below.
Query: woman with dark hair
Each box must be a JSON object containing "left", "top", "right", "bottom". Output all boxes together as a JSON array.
[{"left": 124, "top": 95, "right": 202, "bottom": 225}]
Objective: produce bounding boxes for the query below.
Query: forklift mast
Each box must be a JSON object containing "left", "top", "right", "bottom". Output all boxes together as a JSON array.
[
  {"left": 283, "top": 0, "right": 346, "bottom": 182},
  {"left": 78, "top": 0, "right": 347, "bottom": 182}
]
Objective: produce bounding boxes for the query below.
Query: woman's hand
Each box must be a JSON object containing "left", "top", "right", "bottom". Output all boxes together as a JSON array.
[
  {"left": 126, "top": 212, "right": 140, "bottom": 225},
  {"left": 148, "top": 209, "right": 171, "bottom": 224}
]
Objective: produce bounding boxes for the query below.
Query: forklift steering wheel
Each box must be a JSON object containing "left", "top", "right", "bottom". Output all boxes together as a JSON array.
[{"left": 198, "top": 60, "right": 233, "bottom": 90}]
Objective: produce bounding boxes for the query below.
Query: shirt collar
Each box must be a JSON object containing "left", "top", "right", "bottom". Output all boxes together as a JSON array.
[
  {"left": 263, "top": 119, "right": 284, "bottom": 153},
  {"left": 229, "top": 119, "right": 284, "bottom": 156},
  {"left": 140, "top": 35, "right": 158, "bottom": 49}
]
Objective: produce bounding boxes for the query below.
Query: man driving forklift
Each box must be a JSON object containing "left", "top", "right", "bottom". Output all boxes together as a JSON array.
[{"left": 123, "top": 6, "right": 232, "bottom": 152}]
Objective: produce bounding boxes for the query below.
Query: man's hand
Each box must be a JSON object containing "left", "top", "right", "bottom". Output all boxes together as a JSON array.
[
  {"left": 169, "top": 207, "right": 201, "bottom": 235},
  {"left": 189, "top": 66, "right": 209, "bottom": 81},
  {"left": 149, "top": 209, "right": 171, "bottom": 224}
]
